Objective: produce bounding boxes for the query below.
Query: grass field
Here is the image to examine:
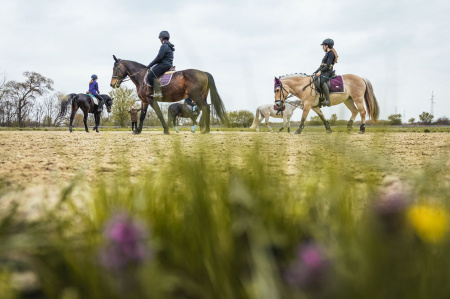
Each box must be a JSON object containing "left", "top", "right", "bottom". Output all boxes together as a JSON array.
[{"left": 1, "top": 129, "right": 450, "bottom": 298}]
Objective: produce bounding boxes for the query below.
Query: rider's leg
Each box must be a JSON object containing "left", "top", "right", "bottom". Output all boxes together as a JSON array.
[
  {"left": 321, "top": 82, "right": 331, "bottom": 107},
  {"left": 95, "top": 95, "right": 104, "bottom": 112}
]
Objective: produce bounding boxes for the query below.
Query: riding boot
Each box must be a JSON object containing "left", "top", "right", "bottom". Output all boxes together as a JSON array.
[
  {"left": 152, "top": 80, "right": 163, "bottom": 99},
  {"left": 321, "top": 82, "right": 331, "bottom": 107}
]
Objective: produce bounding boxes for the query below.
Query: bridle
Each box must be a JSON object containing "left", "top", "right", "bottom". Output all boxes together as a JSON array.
[
  {"left": 111, "top": 60, "right": 146, "bottom": 87},
  {"left": 274, "top": 75, "right": 319, "bottom": 102}
]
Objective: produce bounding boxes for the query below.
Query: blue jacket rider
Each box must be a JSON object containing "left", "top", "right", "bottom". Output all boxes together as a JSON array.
[{"left": 89, "top": 75, "right": 104, "bottom": 112}]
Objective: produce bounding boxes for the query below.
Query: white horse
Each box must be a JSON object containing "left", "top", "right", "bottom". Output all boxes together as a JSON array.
[{"left": 250, "top": 100, "right": 303, "bottom": 133}]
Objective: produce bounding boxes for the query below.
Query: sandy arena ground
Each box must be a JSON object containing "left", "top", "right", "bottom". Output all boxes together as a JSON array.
[{"left": 1, "top": 130, "right": 449, "bottom": 190}]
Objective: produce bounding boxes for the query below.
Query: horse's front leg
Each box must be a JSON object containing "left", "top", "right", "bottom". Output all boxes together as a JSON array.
[
  {"left": 191, "top": 117, "right": 197, "bottom": 133},
  {"left": 135, "top": 102, "right": 149, "bottom": 135},
  {"left": 294, "top": 105, "right": 311, "bottom": 134},
  {"left": 312, "top": 107, "right": 332, "bottom": 134},
  {"left": 287, "top": 117, "right": 291, "bottom": 133},
  {"left": 151, "top": 100, "right": 169, "bottom": 135},
  {"left": 278, "top": 116, "right": 287, "bottom": 133},
  {"left": 95, "top": 112, "right": 100, "bottom": 133}
]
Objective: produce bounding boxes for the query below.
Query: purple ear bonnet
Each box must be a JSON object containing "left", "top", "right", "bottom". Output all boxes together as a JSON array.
[{"left": 274, "top": 77, "right": 282, "bottom": 92}]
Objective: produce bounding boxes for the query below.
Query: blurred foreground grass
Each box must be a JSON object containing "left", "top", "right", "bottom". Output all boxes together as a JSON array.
[{"left": 1, "top": 137, "right": 450, "bottom": 299}]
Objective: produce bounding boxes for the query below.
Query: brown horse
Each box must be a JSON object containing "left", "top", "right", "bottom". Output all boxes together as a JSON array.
[
  {"left": 274, "top": 74, "right": 379, "bottom": 134},
  {"left": 110, "top": 55, "right": 227, "bottom": 134}
]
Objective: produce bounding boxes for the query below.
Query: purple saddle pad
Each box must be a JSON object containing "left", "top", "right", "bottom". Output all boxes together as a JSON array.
[
  {"left": 159, "top": 73, "right": 174, "bottom": 86},
  {"left": 329, "top": 75, "right": 344, "bottom": 93},
  {"left": 145, "top": 71, "right": 175, "bottom": 87}
]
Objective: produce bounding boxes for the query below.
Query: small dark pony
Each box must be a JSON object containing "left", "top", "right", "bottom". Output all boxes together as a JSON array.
[
  {"left": 59, "top": 94, "right": 113, "bottom": 133},
  {"left": 167, "top": 103, "right": 201, "bottom": 133}
]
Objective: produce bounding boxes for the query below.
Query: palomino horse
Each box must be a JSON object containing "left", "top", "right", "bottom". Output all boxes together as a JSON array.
[
  {"left": 249, "top": 100, "right": 303, "bottom": 133},
  {"left": 59, "top": 93, "right": 113, "bottom": 133},
  {"left": 274, "top": 74, "right": 379, "bottom": 134},
  {"left": 110, "top": 56, "right": 227, "bottom": 134},
  {"left": 167, "top": 102, "right": 201, "bottom": 133}
]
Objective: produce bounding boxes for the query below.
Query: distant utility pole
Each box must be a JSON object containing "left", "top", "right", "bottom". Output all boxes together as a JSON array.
[{"left": 430, "top": 91, "right": 435, "bottom": 115}]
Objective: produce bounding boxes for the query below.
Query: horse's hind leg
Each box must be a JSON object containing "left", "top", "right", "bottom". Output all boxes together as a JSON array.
[
  {"left": 344, "top": 98, "right": 359, "bottom": 133},
  {"left": 354, "top": 98, "right": 367, "bottom": 134},
  {"left": 287, "top": 117, "right": 291, "bottom": 133},
  {"left": 82, "top": 109, "right": 89, "bottom": 133},
  {"left": 69, "top": 105, "right": 78, "bottom": 133},
  {"left": 312, "top": 107, "right": 332, "bottom": 133}
]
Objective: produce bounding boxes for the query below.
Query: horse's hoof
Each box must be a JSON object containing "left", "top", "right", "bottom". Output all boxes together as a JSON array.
[
  {"left": 294, "top": 130, "right": 302, "bottom": 134},
  {"left": 163, "top": 131, "right": 170, "bottom": 135},
  {"left": 358, "top": 131, "right": 365, "bottom": 134},
  {"left": 326, "top": 130, "right": 333, "bottom": 134},
  {"left": 191, "top": 131, "right": 195, "bottom": 133},
  {"left": 288, "top": 128, "right": 290, "bottom": 133}
]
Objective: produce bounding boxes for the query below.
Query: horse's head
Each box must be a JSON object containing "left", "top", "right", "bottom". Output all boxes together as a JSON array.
[
  {"left": 104, "top": 95, "right": 113, "bottom": 113},
  {"left": 110, "top": 55, "right": 127, "bottom": 88},
  {"left": 274, "top": 77, "right": 288, "bottom": 105}
]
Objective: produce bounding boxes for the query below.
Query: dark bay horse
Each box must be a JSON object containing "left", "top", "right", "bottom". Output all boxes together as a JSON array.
[
  {"left": 59, "top": 94, "right": 113, "bottom": 133},
  {"left": 110, "top": 55, "right": 227, "bottom": 134},
  {"left": 168, "top": 103, "right": 201, "bottom": 133}
]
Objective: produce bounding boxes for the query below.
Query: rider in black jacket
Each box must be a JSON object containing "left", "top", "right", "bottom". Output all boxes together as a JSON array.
[
  {"left": 314, "top": 38, "right": 338, "bottom": 107},
  {"left": 147, "top": 31, "right": 175, "bottom": 98}
]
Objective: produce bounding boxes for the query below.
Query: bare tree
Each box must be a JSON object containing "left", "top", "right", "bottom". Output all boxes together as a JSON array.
[
  {"left": 6, "top": 72, "right": 54, "bottom": 127},
  {"left": 33, "top": 101, "right": 45, "bottom": 127}
]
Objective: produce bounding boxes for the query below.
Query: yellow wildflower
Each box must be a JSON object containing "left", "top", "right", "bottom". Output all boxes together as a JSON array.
[{"left": 407, "top": 205, "right": 448, "bottom": 243}]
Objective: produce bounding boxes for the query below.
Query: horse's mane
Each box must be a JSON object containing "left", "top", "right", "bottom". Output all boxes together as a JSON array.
[
  {"left": 123, "top": 60, "right": 147, "bottom": 68},
  {"left": 279, "top": 73, "right": 309, "bottom": 79}
]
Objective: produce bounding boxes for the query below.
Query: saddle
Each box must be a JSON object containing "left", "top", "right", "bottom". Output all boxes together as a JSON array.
[
  {"left": 86, "top": 93, "right": 98, "bottom": 105},
  {"left": 313, "top": 71, "right": 345, "bottom": 94},
  {"left": 144, "top": 66, "right": 177, "bottom": 87}
]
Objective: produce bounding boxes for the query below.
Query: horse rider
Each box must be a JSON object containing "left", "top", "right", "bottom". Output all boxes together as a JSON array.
[
  {"left": 128, "top": 105, "right": 141, "bottom": 132},
  {"left": 184, "top": 97, "right": 198, "bottom": 113},
  {"left": 88, "top": 74, "right": 104, "bottom": 112},
  {"left": 314, "top": 38, "right": 338, "bottom": 107},
  {"left": 146, "top": 31, "right": 175, "bottom": 98}
]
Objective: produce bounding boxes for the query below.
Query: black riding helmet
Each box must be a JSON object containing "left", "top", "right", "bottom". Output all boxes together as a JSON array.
[
  {"left": 321, "top": 38, "right": 334, "bottom": 48},
  {"left": 159, "top": 31, "right": 170, "bottom": 41}
]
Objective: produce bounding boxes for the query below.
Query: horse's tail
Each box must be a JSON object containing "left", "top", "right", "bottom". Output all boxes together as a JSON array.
[
  {"left": 362, "top": 78, "right": 380, "bottom": 123},
  {"left": 58, "top": 94, "right": 77, "bottom": 118},
  {"left": 167, "top": 105, "right": 175, "bottom": 128},
  {"left": 205, "top": 72, "right": 228, "bottom": 123},
  {"left": 250, "top": 107, "right": 261, "bottom": 129}
]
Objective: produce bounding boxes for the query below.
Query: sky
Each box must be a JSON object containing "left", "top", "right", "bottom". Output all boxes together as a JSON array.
[{"left": 1, "top": 0, "right": 449, "bottom": 122}]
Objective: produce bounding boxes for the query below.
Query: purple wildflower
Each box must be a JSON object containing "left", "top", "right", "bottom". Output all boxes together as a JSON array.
[
  {"left": 100, "top": 212, "right": 150, "bottom": 269},
  {"left": 285, "top": 243, "right": 330, "bottom": 290},
  {"left": 373, "top": 177, "right": 411, "bottom": 233}
]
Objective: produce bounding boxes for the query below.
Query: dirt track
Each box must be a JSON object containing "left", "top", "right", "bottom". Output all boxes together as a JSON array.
[{"left": 1, "top": 130, "right": 449, "bottom": 191}]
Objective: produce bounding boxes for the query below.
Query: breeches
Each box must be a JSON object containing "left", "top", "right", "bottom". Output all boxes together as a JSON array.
[{"left": 148, "top": 64, "right": 171, "bottom": 86}]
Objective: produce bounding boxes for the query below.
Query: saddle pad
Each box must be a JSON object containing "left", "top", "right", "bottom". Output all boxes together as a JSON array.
[
  {"left": 87, "top": 94, "right": 98, "bottom": 105},
  {"left": 329, "top": 75, "right": 345, "bottom": 93},
  {"left": 144, "top": 70, "right": 176, "bottom": 87},
  {"left": 274, "top": 105, "right": 286, "bottom": 111}
]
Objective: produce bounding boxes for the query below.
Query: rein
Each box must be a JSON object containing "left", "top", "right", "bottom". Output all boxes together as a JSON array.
[{"left": 112, "top": 60, "right": 146, "bottom": 85}]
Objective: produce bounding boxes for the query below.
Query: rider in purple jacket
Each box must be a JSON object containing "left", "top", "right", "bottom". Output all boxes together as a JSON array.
[{"left": 89, "top": 74, "right": 103, "bottom": 112}]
